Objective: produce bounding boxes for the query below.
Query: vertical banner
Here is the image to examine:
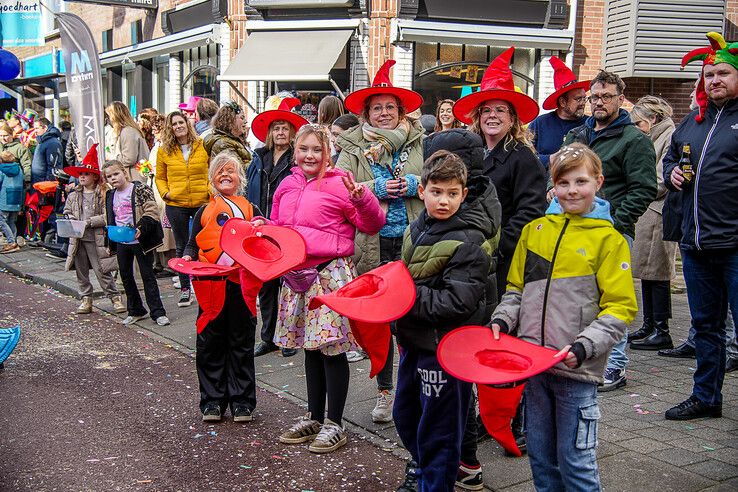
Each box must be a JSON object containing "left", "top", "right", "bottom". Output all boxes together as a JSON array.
[
  {"left": 57, "top": 13, "right": 104, "bottom": 168},
  {"left": 0, "top": 0, "right": 43, "bottom": 47}
]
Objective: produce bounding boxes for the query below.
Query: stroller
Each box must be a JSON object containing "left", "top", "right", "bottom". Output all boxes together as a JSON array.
[{"left": 25, "top": 169, "right": 71, "bottom": 247}]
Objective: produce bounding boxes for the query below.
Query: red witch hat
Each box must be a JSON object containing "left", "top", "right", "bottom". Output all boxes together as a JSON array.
[
  {"left": 64, "top": 143, "right": 101, "bottom": 178},
  {"left": 251, "top": 97, "right": 309, "bottom": 143},
  {"left": 542, "top": 56, "right": 591, "bottom": 110},
  {"left": 309, "top": 261, "right": 416, "bottom": 378},
  {"left": 453, "top": 47, "right": 539, "bottom": 125},
  {"left": 344, "top": 60, "right": 424, "bottom": 115}
]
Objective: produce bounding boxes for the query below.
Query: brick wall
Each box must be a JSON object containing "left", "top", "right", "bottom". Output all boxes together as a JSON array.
[
  {"left": 623, "top": 77, "right": 696, "bottom": 122},
  {"left": 228, "top": 0, "right": 248, "bottom": 104},
  {"left": 572, "top": 0, "right": 605, "bottom": 81},
  {"left": 367, "top": 0, "right": 397, "bottom": 80}
]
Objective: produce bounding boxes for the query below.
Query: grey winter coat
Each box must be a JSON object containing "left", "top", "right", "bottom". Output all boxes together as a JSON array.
[{"left": 63, "top": 186, "right": 117, "bottom": 274}]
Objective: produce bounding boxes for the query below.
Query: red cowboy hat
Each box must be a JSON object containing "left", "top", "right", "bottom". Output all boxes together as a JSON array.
[
  {"left": 437, "top": 325, "right": 567, "bottom": 385},
  {"left": 541, "top": 56, "right": 591, "bottom": 110},
  {"left": 453, "top": 47, "right": 540, "bottom": 125},
  {"left": 167, "top": 258, "right": 238, "bottom": 277},
  {"left": 64, "top": 143, "right": 101, "bottom": 178},
  {"left": 251, "top": 97, "right": 309, "bottom": 143},
  {"left": 344, "top": 60, "right": 424, "bottom": 116},
  {"left": 309, "top": 261, "right": 416, "bottom": 378}
]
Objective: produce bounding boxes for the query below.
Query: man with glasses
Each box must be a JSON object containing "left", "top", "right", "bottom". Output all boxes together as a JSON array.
[
  {"left": 530, "top": 56, "right": 589, "bottom": 171},
  {"left": 563, "top": 70, "right": 657, "bottom": 392}
]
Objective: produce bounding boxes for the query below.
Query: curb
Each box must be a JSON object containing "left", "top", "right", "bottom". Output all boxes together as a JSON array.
[{"left": 0, "top": 253, "right": 86, "bottom": 300}]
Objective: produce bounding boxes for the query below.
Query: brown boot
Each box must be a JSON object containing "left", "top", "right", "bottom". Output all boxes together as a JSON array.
[
  {"left": 111, "top": 296, "right": 126, "bottom": 314},
  {"left": 76, "top": 296, "right": 93, "bottom": 314}
]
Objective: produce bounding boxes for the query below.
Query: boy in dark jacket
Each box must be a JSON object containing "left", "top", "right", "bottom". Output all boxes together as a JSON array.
[{"left": 393, "top": 150, "right": 495, "bottom": 492}]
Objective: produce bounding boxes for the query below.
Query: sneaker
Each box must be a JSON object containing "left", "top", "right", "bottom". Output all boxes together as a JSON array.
[
  {"left": 121, "top": 314, "right": 146, "bottom": 325},
  {"left": 172, "top": 276, "right": 181, "bottom": 289},
  {"left": 15, "top": 236, "right": 25, "bottom": 247},
  {"left": 598, "top": 368, "right": 626, "bottom": 392},
  {"left": 76, "top": 296, "right": 93, "bottom": 315},
  {"left": 254, "top": 342, "right": 279, "bottom": 357},
  {"left": 232, "top": 404, "right": 253, "bottom": 422},
  {"left": 1, "top": 243, "right": 20, "bottom": 253},
  {"left": 156, "top": 316, "right": 171, "bottom": 326},
  {"left": 346, "top": 350, "right": 368, "bottom": 363},
  {"left": 371, "top": 390, "right": 394, "bottom": 423},
  {"left": 177, "top": 288, "right": 192, "bottom": 307},
  {"left": 727, "top": 357, "right": 738, "bottom": 373},
  {"left": 397, "top": 460, "right": 419, "bottom": 492},
  {"left": 279, "top": 414, "right": 322, "bottom": 444},
  {"left": 202, "top": 403, "right": 222, "bottom": 422},
  {"left": 280, "top": 348, "right": 298, "bottom": 357},
  {"left": 308, "top": 418, "right": 347, "bottom": 454},
  {"left": 111, "top": 296, "right": 126, "bottom": 314},
  {"left": 456, "top": 463, "right": 483, "bottom": 491},
  {"left": 665, "top": 395, "right": 722, "bottom": 420}
]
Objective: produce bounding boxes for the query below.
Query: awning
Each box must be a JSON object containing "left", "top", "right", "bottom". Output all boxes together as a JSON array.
[
  {"left": 391, "top": 19, "right": 574, "bottom": 51},
  {"left": 0, "top": 73, "right": 61, "bottom": 89},
  {"left": 220, "top": 29, "right": 353, "bottom": 84}
]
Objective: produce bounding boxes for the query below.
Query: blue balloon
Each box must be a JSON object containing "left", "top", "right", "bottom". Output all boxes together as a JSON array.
[{"left": 0, "top": 49, "right": 21, "bottom": 81}]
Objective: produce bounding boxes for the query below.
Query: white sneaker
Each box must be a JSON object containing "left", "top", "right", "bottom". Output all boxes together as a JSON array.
[
  {"left": 371, "top": 390, "right": 394, "bottom": 423},
  {"left": 121, "top": 314, "right": 146, "bottom": 325},
  {"left": 346, "top": 350, "right": 368, "bottom": 363},
  {"left": 308, "top": 418, "right": 347, "bottom": 454},
  {"left": 156, "top": 316, "right": 171, "bottom": 326},
  {"left": 172, "top": 276, "right": 181, "bottom": 289}
]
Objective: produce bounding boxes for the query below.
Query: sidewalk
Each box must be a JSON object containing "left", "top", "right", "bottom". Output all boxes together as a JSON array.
[{"left": 1, "top": 246, "right": 736, "bottom": 491}]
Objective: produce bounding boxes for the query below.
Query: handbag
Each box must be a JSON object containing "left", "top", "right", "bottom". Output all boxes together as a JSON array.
[{"left": 282, "top": 267, "right": 320, "bottom": 293}]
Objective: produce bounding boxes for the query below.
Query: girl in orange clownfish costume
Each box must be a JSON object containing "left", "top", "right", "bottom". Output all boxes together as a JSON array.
[{"left": 181, "top": 150, "right": 260, "bottom": 423}]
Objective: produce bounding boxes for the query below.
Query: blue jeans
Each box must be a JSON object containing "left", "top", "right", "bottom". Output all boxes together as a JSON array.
[
  {"left": 606, "top": 234, "right": 633, "bottom": 370},
  {"left": 525, "top": 373, "right": 601, "bottom": 492},
  {"left": 681, "top": 247, "right": 738, "bottom": 406},
  {"left": 685, "top": 307, "right": 738, "bottom": 359},
  {"left": 0, "top": 211, "right": 18, "bottom": 244}
]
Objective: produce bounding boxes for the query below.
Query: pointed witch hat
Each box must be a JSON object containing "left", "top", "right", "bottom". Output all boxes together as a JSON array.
[
  {"left": 542, "top": 56, "right": 591, "bottom": 110},
  {"left": 64, "top": 143, "right": 101, "bottom": 178},
  {"left": 453, "top": 47, "right": 539, "bottom": 125},
  {"left": 309, "top": 261, "right": 416, "bottom": 378},
  {"left": 251, "top": 97, "right": 309, "bottom": 143},
  {"left": 344, "top": 60, "right": 424, "bottom": 115}
]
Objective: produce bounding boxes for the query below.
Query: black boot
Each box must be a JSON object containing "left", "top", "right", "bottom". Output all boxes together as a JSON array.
[
  {"left": 629, "top": 318, "right": 654, "bottom": 342},
  {"left": 630, "top": 320, "right": 673, "bottom": 350}
]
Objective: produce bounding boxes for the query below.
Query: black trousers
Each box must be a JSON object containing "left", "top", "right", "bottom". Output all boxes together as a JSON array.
[
  {"left": 116, "top": 243, "right": 166, "bottom": 319},
  {"left": 196, "top": 280, "right": 257, "bottom": 413},
  {"left": 165, "top": 205, "right": 200, "bottom": 290},
  {"left": 304, "top": 349, "right": 349, "bottom": 424},
  {"left": 641, "top": 279, "right": 672, "bottom": 321},
  {"left": 460, "top": 390, "right": 479, "bottom": 466},
  {"left": 376, "top": 236, "right": 402, "bottom": 390},
  {"left": 258, "top": 278, "right": 281, "bottom": 344}
]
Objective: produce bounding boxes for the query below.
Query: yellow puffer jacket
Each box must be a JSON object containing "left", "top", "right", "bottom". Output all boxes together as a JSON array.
[{"left": 155, "top": 138, "right": 210, "bottom": 208}]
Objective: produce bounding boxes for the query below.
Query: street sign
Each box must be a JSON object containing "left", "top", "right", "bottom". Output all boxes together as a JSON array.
[{"left": 65, "top": 0, "right": 158, "bottom": 10}]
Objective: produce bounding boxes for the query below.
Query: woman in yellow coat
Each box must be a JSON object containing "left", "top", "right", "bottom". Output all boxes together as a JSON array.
[{"left": 155, "top": 110, "right": 210, "bottom": 307}]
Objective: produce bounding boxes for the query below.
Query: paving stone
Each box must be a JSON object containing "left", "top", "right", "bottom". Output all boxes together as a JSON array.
[
  {"left": 648, "top": 447, "right": 711, "bottom": 467},
  {"left": 668, "top": 436, "right": 727, "bottom": 453},
  {"left": 685, "top": 460, "right": 738, "bottom": 481},
  {"left": 606, "top": 417, "right": 656, "bottom": 431},
  {"left": 617, "top": 437, "right": 671, "bottom": 454},
  {"left": 699, "top": 478, "right": 738, "bottom": 492},
  {"left": 598, "top": 451, "right": 714, "bottom": 491},
  {"left": 599, "top": 424, "right": 640, "bottom": 443}
]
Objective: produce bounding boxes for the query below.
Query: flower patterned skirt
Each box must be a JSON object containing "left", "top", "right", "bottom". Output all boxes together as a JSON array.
[{"left": 274, "top": 257, "right": 358, "bottom": 356}]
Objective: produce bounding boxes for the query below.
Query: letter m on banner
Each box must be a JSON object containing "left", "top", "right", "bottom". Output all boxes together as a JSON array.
[{"left": 70, "top": 51, "right": 93, "bottom": 74}]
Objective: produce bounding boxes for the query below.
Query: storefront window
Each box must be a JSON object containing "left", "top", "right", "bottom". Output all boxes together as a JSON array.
[
  {"left": 155, "top": 62, "right": 169, "bottom": 113},
  {"left": 182, "top": 44, "right": 220, "bottom": 102},
  {"left": 413, "top": 42, "right": 535, "bottom": 114}
]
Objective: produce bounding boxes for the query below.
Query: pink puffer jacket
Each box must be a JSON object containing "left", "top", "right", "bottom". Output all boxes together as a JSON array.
[{"left": 271, "top": 167, "right": 386, "bottom": 269}]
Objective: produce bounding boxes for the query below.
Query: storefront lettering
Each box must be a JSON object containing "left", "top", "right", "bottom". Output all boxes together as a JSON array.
[{"left": 0, "top": 1, "right": 40, "bottom": 13}]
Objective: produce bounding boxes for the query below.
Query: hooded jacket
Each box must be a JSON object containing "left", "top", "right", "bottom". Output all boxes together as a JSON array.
[
  {"left": 663, "top": 98, "right": 738, "bottom": 250},
  {"left": 204, "top": 130, "right": 252, "bottom": 169},
  {"left": 564, "top": 109, "right": 657, "bottom": 238},
  {"left": 31, "top": 126, "right": 63, "bottom": 184},
  {"left": 0, "top": 139, "right": 32, "bottom": 183},
  {"left": 270, "top": 167, "right": 386, "bottom": 270},
  {"left": 335, "top": 120, "right": 426, "bottom": 274},
  {"left": 246, "top": 145, "right": 294, "bottom": 218},
  {"left": 492, "top": 197, "right": 637, "bottom": 384},
  {"left": 0, "top": 162, "right": 23, "bottom": 212},
  {"left": 396, "top": 175, "right": 499, "bottom": 352}
]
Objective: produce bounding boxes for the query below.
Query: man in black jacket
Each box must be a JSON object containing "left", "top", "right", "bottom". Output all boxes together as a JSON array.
[{"left": 663, "top": 33, "right": 738, "bottom": 420}]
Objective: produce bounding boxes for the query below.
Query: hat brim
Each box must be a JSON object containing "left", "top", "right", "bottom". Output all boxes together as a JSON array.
[
  {"left": 251, "top": 110, "right": 309, "bottom": 143},
  {"left": 453, "top": 89, "right": 540, "bottom": 125},
  {"left": 308, "top": 261, "right": 416, "bottom": 322},
  {"left": 438, "top": 326, "right": 568, "bottom": 385},
  {"left": 220, "top": 218, "right": 307, "bottom": 282},
  {"left": 168, "top": 258, "right": 238, "bottom": 277},
  {"left": 344, "top": 87, "right": 424, "bottom": 116},
  {"left": 542, "top": 81, "right": 591, "bottom": 110},
  {"left": 63, "top": 166, "right": 100, "bottom": 178},
  {"left": 178, "top": 103, "right": 196, "bottom": 112}
]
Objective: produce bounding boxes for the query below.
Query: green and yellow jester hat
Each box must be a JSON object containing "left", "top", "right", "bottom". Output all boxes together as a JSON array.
[{"left": 682, "top": 32, "right": 738, "bottom": 122}]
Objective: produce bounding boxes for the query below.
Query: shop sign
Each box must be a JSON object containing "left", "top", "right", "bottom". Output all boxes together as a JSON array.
[
  {"left": 0, "top": 0, "right": 43, "bottom": 47},
  {"left": 248, "top": 0, "right": 352, "bottom": 7},
  {"left": 66, "top": 0, "right": 159, "bottom": 10},
  {"left": 435, "top": 64, "right": 485, "bottom": 84}
]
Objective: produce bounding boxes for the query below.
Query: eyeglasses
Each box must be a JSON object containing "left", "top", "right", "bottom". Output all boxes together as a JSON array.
[
  {"left": 369, "top": 104, "right": 398, "bottom": 113},
  {"left": 571, "top": 96, "right": 587, "bottom": 103},
  {"left": 478, "top": 106, "right": 510, "bottom": 117},
  {"left": 588, "top": 93, "right": 619, "bottom": 104}
]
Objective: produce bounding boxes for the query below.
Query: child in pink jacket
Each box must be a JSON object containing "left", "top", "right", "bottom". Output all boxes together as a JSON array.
[{"left": 255, "top": 124, "right": 384, "bottom": 454}]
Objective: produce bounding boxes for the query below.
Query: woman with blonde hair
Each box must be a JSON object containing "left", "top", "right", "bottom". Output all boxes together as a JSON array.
[
  {"left": 628, "top": 95, "right": 678, "bottom": 350},
  {"left": 105, "top": 101, "right": 149, "bottom": 183},
  {"left": 434, "top": 98, "right": 462, "bottom": 132},
  {"left": 155, "top": 110, "right": 210, "bottom": 308}
]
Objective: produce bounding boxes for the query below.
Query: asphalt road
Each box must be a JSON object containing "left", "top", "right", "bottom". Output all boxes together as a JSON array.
[{"left": 0, "top": 273, "right": 406, "bottom": 491}]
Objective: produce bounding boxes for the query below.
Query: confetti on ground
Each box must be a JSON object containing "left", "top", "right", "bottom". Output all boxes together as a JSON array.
[
  {"left": 271, "top": 455, "right": 285, "bottom": 460},
  {"left": 629, "top": 394, "right": 640, "bottom": 397},
  {"left": 686, "top": 425, "right": 695, "bottom": 430},
  {"left": 702, "top": 446, "right": 715, "bottom": 451},
  {"left": 209, "top": 431, "right": 217, "bottom": 436},
  {"left": 239, "top": 465, "right": 252, "bottom": 470},
  {"left": 136, "top": 480, "right": 152, "bottom": 484}
]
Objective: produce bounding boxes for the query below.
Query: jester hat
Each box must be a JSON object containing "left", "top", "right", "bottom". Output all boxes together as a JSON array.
[
  {"left": 682, "top": 32, "right": 738, "bottom": 122},
  {"left": 309, "top": 261, "right": 416, "bottom": 378},
  {"left": 251, "top": 97, "right": 309, "bottom": 143},
  {"left": 344, "top": 60, "right": 424, "bottom": 115},
  {"left": 437, "top": 326, "right": 568, "bottom": 456},
  {"left": 453, "top": 47, "right": 539, "bottom": 125},
  {"left": 64, "top": 143, "right": 101, "bottom": 178}
]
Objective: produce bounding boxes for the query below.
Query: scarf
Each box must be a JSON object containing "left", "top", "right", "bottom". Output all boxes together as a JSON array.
[{"left": 361, "top": 120, "right": 411, "bottom": 168}]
